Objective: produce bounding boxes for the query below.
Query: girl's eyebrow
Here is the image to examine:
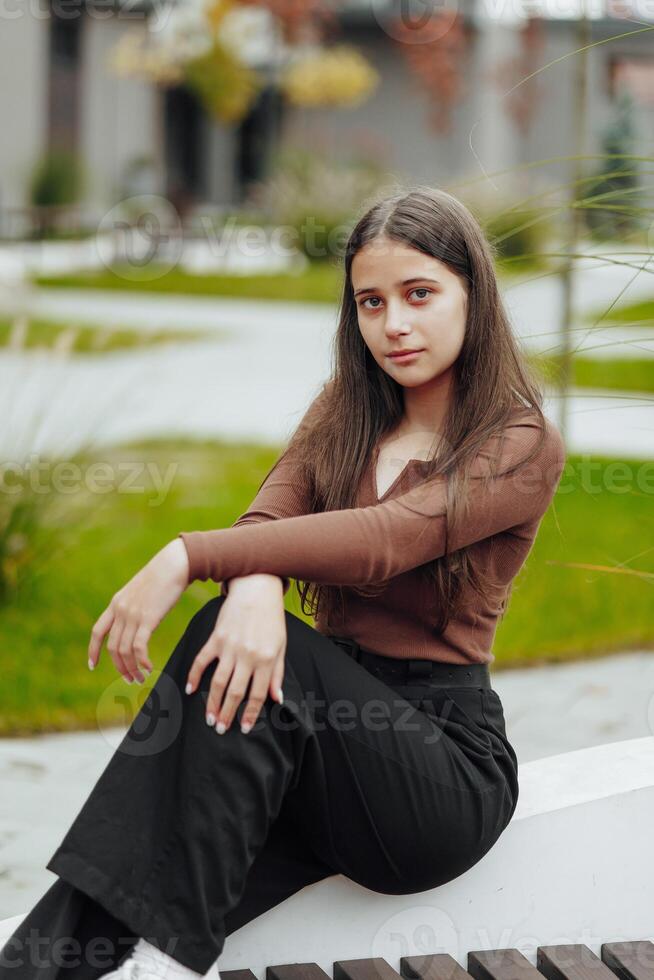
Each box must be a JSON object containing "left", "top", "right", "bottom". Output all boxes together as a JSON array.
[{"left": 353, "top": 277, "right": 441, "bottom": 297}]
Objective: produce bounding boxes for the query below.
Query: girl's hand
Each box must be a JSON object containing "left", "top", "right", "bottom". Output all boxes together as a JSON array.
[
  {"left": 88, "top": 538, "right": 190, "bottom": 683},
  {"left": 184, "top": 575, "right": 286, "bottom": 735}
]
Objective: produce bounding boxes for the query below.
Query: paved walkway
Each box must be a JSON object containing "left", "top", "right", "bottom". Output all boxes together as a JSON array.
[
  {"left": 0, "top": 252, "right": 653, "bottom": 460},
  {"left": 3, "top": 340, "right": 652, "bottom": 461},
  {"left": 3, "top": 252, "right": 654, "bottom": 357},
  {"left": 1, "top": 648, "right": 653, "bottom": 918}
]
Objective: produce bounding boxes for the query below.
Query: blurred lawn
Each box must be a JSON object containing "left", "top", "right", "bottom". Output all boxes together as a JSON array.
[
  {"left": 32, "top": 257, "right": 534, "bottom": 302},
  {"left": 583, "top": 297, "right": 654, "bottom": 326},
  {"left": 33, "top": 263, "right": 345, "bottom": 303},
  {"left": 529, "top": 353, "right": 654, "bottom": 393},
  {"left": 0, "top": 440, "right": 652, "bottom": 735},
  {"left": 0, "top": 316, "right": 213, "bottom": 352}
]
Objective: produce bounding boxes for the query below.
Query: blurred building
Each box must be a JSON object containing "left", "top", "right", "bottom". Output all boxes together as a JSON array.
[{"left": 0, "top": 0, "right": 652, "bottom": 225}]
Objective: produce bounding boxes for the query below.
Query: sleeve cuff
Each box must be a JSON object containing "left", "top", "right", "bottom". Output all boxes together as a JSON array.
[
  {"left": 179, "top": 531, "right": 291, "bottom": 595},
  {"left": 178, "top": 531, "right": 212, "bottom": 583}
]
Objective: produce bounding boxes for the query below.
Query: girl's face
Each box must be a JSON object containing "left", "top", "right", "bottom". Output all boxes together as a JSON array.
[{"left": 351, "top": 236, "right": 468, "bottom": 389}]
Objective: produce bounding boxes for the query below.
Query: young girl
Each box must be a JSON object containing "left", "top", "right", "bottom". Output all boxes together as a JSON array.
[{"left": 0, "top": 187, "right": 565, "bottom": 980}]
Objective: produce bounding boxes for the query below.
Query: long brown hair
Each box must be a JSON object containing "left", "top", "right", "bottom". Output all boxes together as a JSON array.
[{"left": 284, "top": 185, "right": 549, "bottom": 633}]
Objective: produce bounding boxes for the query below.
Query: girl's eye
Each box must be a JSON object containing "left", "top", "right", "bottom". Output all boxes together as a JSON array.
[{"left": 359, "top": 287, "right": 432, "bottom": 310}]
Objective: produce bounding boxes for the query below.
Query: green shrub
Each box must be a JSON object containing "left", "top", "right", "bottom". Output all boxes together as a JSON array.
[
  {"left": 27, "top": 148, "right": 85, "bottom": 238},
  {"left": 481, "top": 206, "right": 553, "bottom": 267},
  {"left": 29, "top": 148, "right": 84, "bottom": 208},
  {"left": 579, "top": 92, "right": 643, "bottom": 241}
]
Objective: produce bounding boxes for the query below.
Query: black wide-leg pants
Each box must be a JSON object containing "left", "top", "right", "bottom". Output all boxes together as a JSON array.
[{"left": 0, "top": 596, "right": 519, "bottom": 979}]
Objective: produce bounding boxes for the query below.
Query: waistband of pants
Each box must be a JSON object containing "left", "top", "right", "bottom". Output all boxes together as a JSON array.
[{"left": 329, "top": 635, "right": 491, "bottom": 689}]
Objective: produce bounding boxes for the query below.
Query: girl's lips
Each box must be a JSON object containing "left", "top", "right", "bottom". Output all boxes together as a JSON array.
[{"left": 388, "top": 349, "right": 424, "bottom": 362}]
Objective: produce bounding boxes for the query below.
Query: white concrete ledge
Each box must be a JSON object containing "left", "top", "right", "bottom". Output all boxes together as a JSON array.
[{"left": 2, "top": 737, "right": 653, "bottom": 976}]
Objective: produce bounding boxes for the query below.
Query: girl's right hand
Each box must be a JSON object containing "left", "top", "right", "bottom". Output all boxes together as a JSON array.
[
  {"left": 184, "top": 575, "right": 287, "bottom": 735},
  {"left": 88, "top": 538, "right": 190, "bottom": 684}
]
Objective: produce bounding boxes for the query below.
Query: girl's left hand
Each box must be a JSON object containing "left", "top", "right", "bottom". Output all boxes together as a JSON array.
[{"left": 88, "top": 538, "right": 190, "bottom": 684}]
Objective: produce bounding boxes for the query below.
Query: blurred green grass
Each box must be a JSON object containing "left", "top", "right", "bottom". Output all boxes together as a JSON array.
[
  {"left": 0, "top": 440, "right": 652, "bottom": 735},
  {"left": 31, "top": 255, "right": 537, "bottom": 302},
  {"left": 529, "top": 352, "right": 654, "bottom": 393},
  {"left": 583, "top": 297, "right": 654, "bottom": 326},
  {"left": 32, "top": 263, "right": 345, "bottom": 303},
  {"left": 498, "top": 454, "right": 654, "bottom": 666},
  {"left": 0, "top": 316, "right": 214, "bottom": 352}
]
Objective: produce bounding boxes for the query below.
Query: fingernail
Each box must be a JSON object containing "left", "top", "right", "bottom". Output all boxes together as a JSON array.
[
  {"left": 206, "top": 713, "right": 216, "bottom": 726},
  {"left": 88, "top": 659, "right": 94, "bottom": 671},
  {"left": 185, "top": 683, "right": 193, "bottom": 695},
  {"left": 124, "top": 676, "right": 133, "bottom": 684},
  {"left": 277, "top": 689, "right": 284, "bottom": 704},
  {"left": 215, "top": 721, "right": 226, "bottom": 735},
  {"left": 241, "top": 722, "right": 252, "bottom": 735}
]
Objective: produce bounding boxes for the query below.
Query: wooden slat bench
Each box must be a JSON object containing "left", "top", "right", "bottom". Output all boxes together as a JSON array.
[
  {"left": 216, "top": 944, "right": 654, "bottom": 980},
  {"left": 1, "top": 738, "right": 653, "bottom": 978}
]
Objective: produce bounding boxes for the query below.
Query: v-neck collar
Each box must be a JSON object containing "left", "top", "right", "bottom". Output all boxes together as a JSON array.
[
  {"left": 370, "top": 441, "right": 423, "bottom": 503},
  {"left": 369, "top": 405, "right": 531, "bottom": 504}
]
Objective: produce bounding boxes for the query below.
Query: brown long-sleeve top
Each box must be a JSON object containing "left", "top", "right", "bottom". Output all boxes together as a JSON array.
[{"left": 179, "top": 391, "right": 566, "bottom": 665}]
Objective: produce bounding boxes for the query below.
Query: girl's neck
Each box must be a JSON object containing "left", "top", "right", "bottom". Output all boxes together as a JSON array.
[{"left": 399, "top": 367, "right": 454, "bottom": 434}]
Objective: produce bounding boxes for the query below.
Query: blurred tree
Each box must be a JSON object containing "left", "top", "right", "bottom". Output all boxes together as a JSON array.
[
  {"left": 27, "top": 149, "right": 85, "bottom": 238},
  {"left": 237, "top": 0, "right": 338, "bottom": 44},
  {"left": 108, "top": 0, "right": 378, "bottom": 126},
  {"left": 582, "top": 90, "right": 642, "bottom": 240},
  {"left": 279, "top": 44, "right": 379, "bottom": 108},
  {"left": 183, "top": 37, "right": 263, "bottom": 124},
  {"left": 390, "top": 10, "right": 470, "bottom": 133},
  {"left": 489, "top": 17, "right": 545, "bottom": 136}
]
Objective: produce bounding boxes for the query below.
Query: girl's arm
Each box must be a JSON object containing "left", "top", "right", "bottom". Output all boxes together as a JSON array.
[
  {"left": 220, "top": 447, "right": 308, "bottom": 597},
  {"left": 179, "top": 414, "right": 566, "bottom": 588},
  {"left": 219, "top": 381, "right": 331, "bottom": 596}
]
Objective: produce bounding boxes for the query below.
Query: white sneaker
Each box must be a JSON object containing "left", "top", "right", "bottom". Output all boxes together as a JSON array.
[
  {"left": 101, "top": 962, "right": 163, "bottom": 980},
  {"left": 99, "top": 937, "right": 221, "bottom": 980},
  {"left": 99, "top": 941, "right": 220, "bottom": 979}
]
